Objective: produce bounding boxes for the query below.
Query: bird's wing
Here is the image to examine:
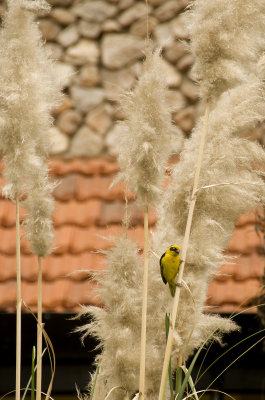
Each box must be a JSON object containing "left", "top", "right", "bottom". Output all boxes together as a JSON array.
[{"left": 160, "top": 252, "right": 167, "bottom": 285}]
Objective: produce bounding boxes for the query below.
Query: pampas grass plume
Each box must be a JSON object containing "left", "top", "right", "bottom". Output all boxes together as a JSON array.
[
  {"left": 0, "top": 0, "right": 62, "bottom": 257},
  {"left": 154, "top": 0, "right": 265, "bottom": 373},
  {"left": 78, "top": 47, "right": 181, "bottom": 400},
  {"left": 116, "top": 47, "right": 177, "bottom": 206},
  {"left": 189, "top": 0, "right": 265, "bottom": 98},
  {"left": 77, "top": 236, "right": 143, "bottom": 400}
]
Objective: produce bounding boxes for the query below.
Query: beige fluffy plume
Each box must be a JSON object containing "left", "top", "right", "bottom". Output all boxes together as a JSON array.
[
  {"left": 0, "top": 0, "right": 62, "bottom": 257},
  {"left": 79, "top": 2, "right": 265, "bottom": 399},
  {"left": 77, "top": 237, "right": 143, "bottom": 400},
  {"left": 189, "top": 0, "right": 265, "bottom": 98},
  {"left": 151, "top": 0, "right": 265, "bottom": 372},
  {"left": 78, "top": 48, "right": 179, "bottom": 400},
  {"left": 115, "top": 47, "right": 178, "bottom": 206}
]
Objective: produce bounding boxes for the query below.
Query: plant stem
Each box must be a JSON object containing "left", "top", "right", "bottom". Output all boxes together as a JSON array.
[
  {"left": 139, "top": 202, "right": 149, "bottom": 399},
  {"left": 16, "top": 196, "right": 21, "bottom": 400},
  {"left": 165, "top": 313, "right": 174, "bottom": 400},
  {"left": 31, "top": 346, "right": 36, "bottom": 400},
  {"left": 36, "top": 256, "right": 42, "bottom": 400},
  {"left": 158, "top": 101, "right": 211, "bottom": 400}
]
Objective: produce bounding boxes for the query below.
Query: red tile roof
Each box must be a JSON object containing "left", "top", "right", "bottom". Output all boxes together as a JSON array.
[{"left": 0, "top": 157, "right": 264, "bottom": 313}]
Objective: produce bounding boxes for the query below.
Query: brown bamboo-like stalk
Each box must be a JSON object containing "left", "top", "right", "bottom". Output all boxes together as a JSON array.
[
  {"left": 36, "top": 256, "right": 43, "bottom": 400},
  {"left": 16, "top": 196, "right": 21, "bottom": 400},
  {"left": 158, "top": 101, "right": 211, "bottom": 400},
  {"left": 139, "top": 203, "right": 149, "bottom": 399}
]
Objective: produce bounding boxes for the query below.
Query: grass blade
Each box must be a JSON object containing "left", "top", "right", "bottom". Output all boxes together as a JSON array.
[
  {"left": 182, "top": 389, "right": 236, "bottom": 400},
  {"left": 175, "top": 368, "right": 182, "bottom": 397},
  {"left": 198, "top": 333, "right": 265, "bottom": 399},
  {"left": 23, "top": 301, "right": 56, "bottom": 400},
  {"left": 89, "top": 361, "right": 101, "bottom": 400},
  {"left": 180, "top": 366, "right": 198, "bottom": 400},
  {"left": 195, "top": 304, "right": 265, "bottom": 386},
  {"left": 196, "top": 328, "right": 265, "bottom": 385},
  {"left": 175, "top": 341, "right": 205, "bottom": 400},
  {"left": 22, "top": 348, "right": 46, "bottom": 400}
]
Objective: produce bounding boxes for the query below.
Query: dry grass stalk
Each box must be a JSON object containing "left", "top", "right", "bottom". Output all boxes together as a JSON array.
[
  {"left": 78, "top": 48, "right": 178, "bottom": 400},
  {"left": 37, "top": 256, "right": 43, "bottom": 400},
  {"left": 139, "top": 203, "right": 149, "bottom": 399},
  {"left": 158, "top": 101, "right": 211, "bottom": 400},
  {"left": 16, "top": 197, "right": 21, "bottom": 400},
  {"left": 79, "top": 3, "right": 265, "bottom": 399},
  {"left": 153, "top": 1, "right": 265, "bottom": 398},
  {"left": 0, "top": 1, "right": 62, "bottom": 398},
  {"left": 116, "top": 47, "right": 180, "bottom": 398}
]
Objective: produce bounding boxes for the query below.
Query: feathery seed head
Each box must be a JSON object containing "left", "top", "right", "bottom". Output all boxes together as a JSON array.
[
  {"left": 188, "top": 0, "right": 265, "bottom": 98},
  {"left": 149, "top": 0, "right": 265, "bottom": 364},
  {"left": 116, "top": 47, "right": 179, "bottom": 206},
  {"left": 0, "top": 0, "right": 62, "bottom": 256},
  {"left": 78, "top": 236, "right": 142, "bottom": 400}
]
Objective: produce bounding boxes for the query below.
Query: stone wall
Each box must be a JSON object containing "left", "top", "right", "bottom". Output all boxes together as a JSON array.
[
  {"left": 36, "top": 0, "right": 204, "bottom": 157},
  {"left": 0, "top": 1, "right": 225, "bottom": 156},
  {"left": 0, "top": 0, "right": 264, "bottom": 157}
]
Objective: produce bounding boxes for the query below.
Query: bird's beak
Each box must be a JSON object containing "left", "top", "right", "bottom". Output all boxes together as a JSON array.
[{"left": 174, "top": 248, "right": 180, "bottom": 254}]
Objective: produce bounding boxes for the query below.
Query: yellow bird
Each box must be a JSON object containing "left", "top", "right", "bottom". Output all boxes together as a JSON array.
[{"left": 160, "top": 245, "right": 181, "bottom": 297}]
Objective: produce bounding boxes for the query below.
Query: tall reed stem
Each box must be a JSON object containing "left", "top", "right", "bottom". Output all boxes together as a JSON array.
[
  {"left": 139, "top": 203, "right": 149, "bottom": 399},
  {"left": 16, "top": 196, "right": 21, "bottom": 400},
  {"left": 36, "top": 256, "right": 42, "bottom": 400},
  {"left": 158, "top": 101, "right": 211, "bottom": 400}
]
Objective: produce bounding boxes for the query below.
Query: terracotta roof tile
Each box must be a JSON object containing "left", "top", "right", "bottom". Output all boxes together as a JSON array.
[
  {"left": 53, "top": 225, "right": 75, "bottom": 255},
  {"left": 54, "top": 199, "right": 101, "bottom": 227},
  {"left": 0, "top": 280, "right": 17, "bottom": 311},
  {"left": 104, "top": 180, "right": 134, "bottom": 201},
  {"left": 236, "top": 209, "right": 263, "bottom": 227},
  {"left": 99, "top": 201, "right": 126, "bottom": 226},
  {"left": 228, "top": 224, "right": 264, "bottom": 254},
  {"left": 127, "top": 203, "right": 157, "bottom": 227},
  {"left": 0, "top": 157, "right": 264, "bottom": 313},
  {"left": 42, "top": 252, "right": 105, "bottom": 281},
  {"left": 0, "top": 254, "right": 16, "bottom": 281},
  {"left": 42, "top": 279, "right": 72, "bottom": 311},
  {"left": 50, "top": 157, "right": 119, "bottom": 176},
  {"left": 207, "top": 279, "right": 261, "bottom": 308},
  {"left": 43, "top": 254, "right": 75, "bottom": 281},
  {"left": 0, "top": 200, "right": 15, "bottom": 227},
  {"left": 0, "top": 279, "right": 101, "bottom": 312},
  {"left": 70, "top": 225, "right": 121, "bottom": 253},
  {"left": 53, "top": 174, "right": 79, "bottom": 201},
  {"left": 75, "top": 175, "right": 134, "bottom": 202},
  {"left": 62, "top": 280, "right": 101, "bottom": 309},
  {"left": 0, "top": 227, "right": 16, "bottom": 255},
  {"left": 0, "top": 252, "right": 105, "bottom": 284},
  {"left": 20, "top": 255, "right": 38, "bottom": 282},
  {"left": 217, "top": 253, "right": 264, "bottom": 281},
  {"left": 98, "top": 200, "right": 156, "bottom": 227}
]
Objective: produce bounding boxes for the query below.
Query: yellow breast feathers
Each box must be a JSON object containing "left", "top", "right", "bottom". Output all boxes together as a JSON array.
[{"left": 160, "top": 245, "right": 181, "bottom": 297}]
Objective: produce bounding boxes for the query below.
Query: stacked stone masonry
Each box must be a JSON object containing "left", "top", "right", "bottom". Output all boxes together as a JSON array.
[{"left": 0, "top": 0, "right": 264, "bottom": 156}]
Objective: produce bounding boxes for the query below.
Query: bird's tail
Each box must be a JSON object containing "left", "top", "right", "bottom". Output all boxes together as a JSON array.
[{"left": 169, "top": 283, "right": 176, "bottom": 297}]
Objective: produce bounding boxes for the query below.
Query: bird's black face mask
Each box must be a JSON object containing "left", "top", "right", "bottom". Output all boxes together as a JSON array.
[{"left": 170, "top": 246, "right": 180, "bottom": 254}]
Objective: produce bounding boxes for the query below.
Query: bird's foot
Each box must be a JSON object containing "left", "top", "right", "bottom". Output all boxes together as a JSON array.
[{"left": 175, "top": 282, "right": 183, "bottom": 288}]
